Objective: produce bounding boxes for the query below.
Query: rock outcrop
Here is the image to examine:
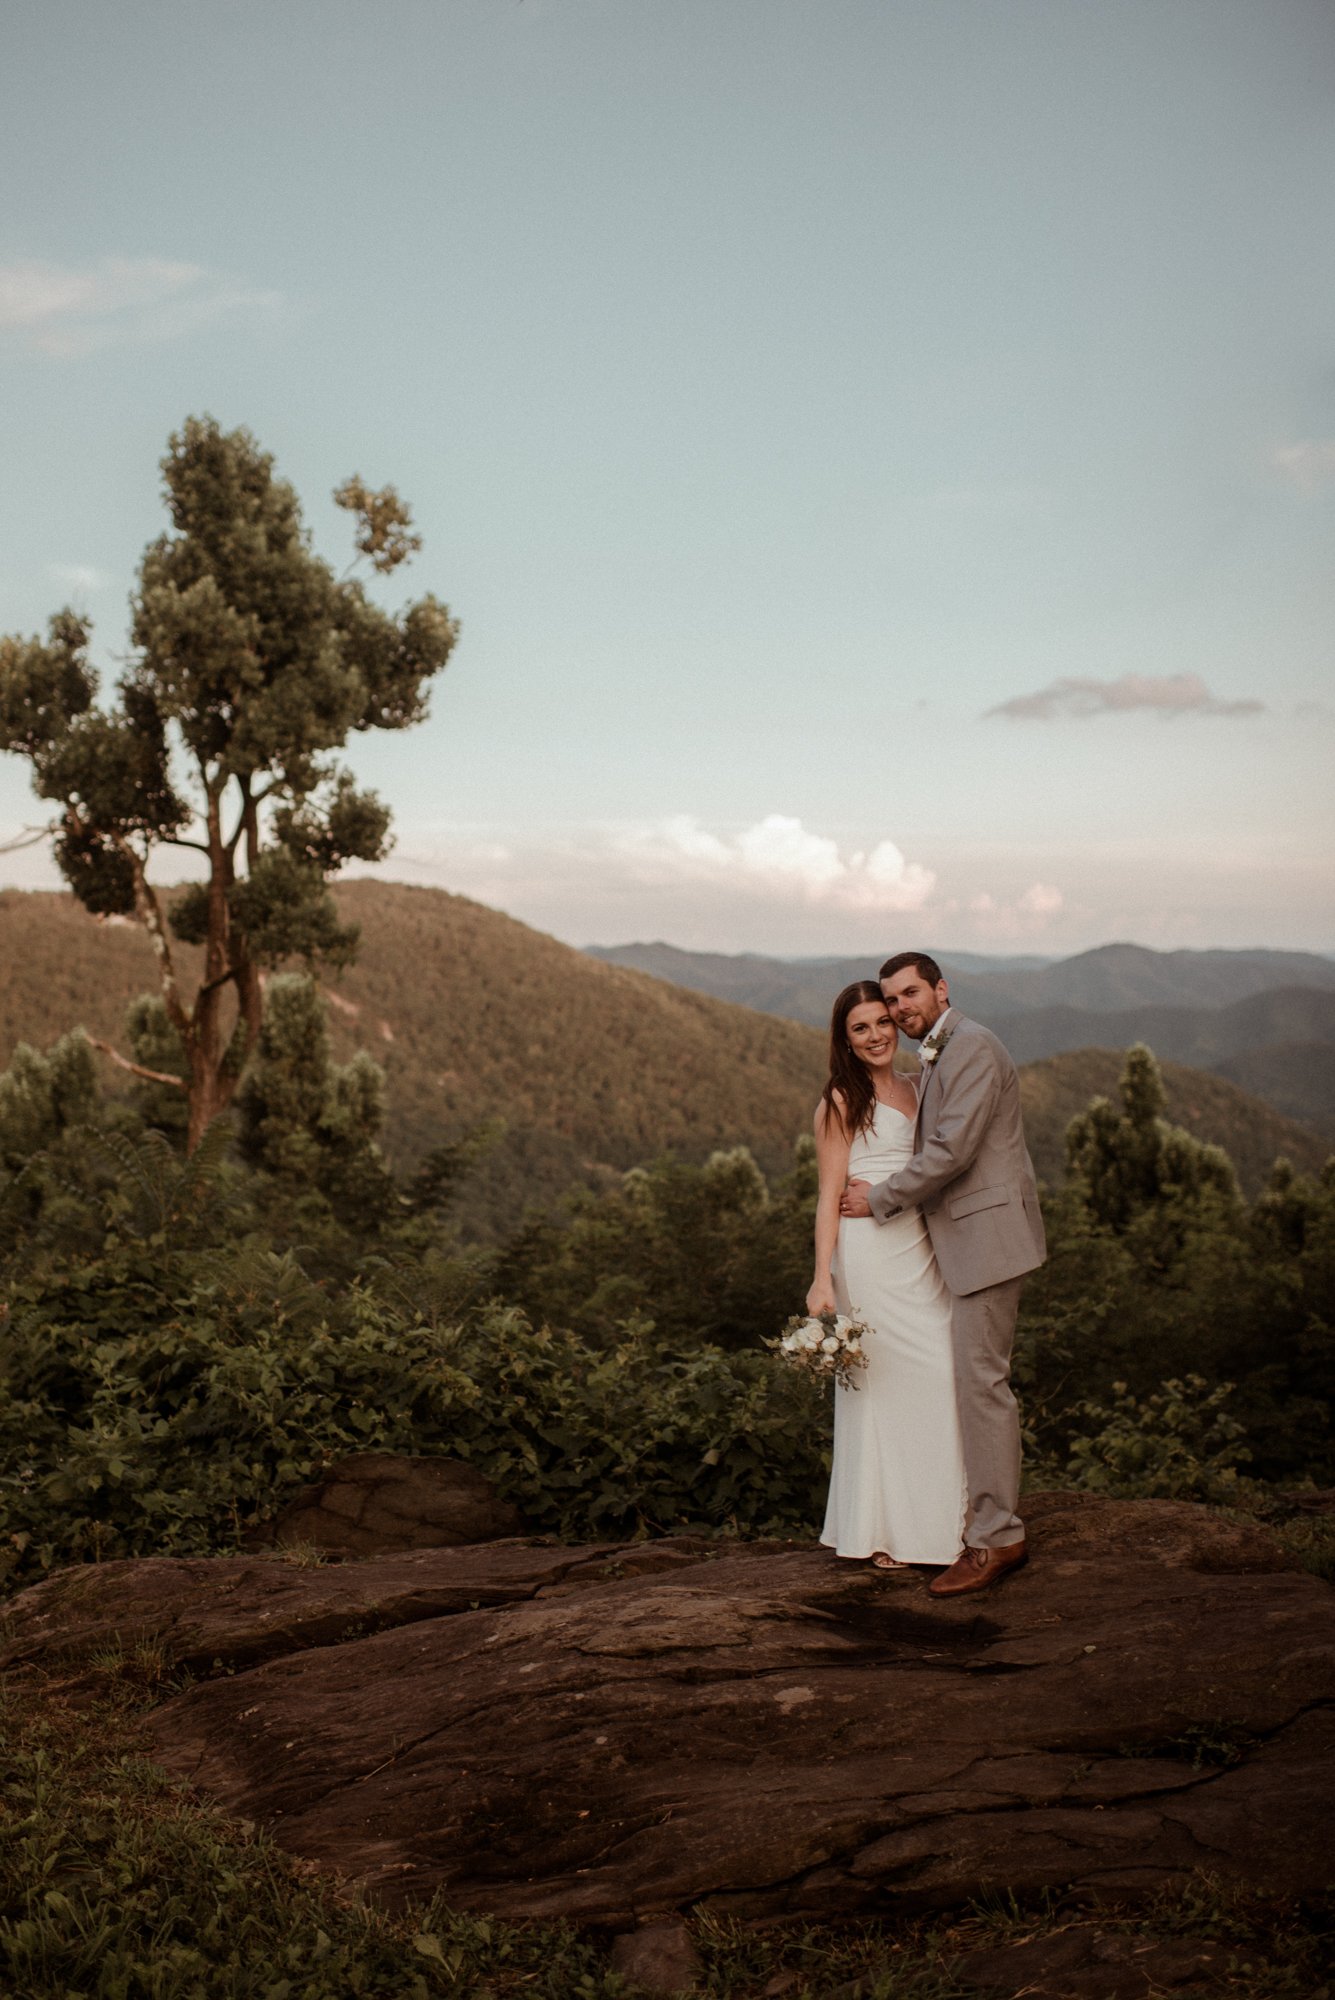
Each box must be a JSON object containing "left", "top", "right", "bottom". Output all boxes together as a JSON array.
[
  {"left": 3, "top": 1494, "right": 1331, "bottom": 1926},
  {"left": 249, "top": 1453, "right": 524, "bottom": 1557}
]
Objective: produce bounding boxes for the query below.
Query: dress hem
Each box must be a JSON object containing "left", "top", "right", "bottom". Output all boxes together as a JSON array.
[{"left": 820, "top": 1534, "right": 961, "bottom": 1565}]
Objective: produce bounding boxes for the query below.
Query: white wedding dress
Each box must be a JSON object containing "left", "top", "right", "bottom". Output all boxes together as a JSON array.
[{"left": 820, "top": 1100, "right": 967, "bottom": 1563}]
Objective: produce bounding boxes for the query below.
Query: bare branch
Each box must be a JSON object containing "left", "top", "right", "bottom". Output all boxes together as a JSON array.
[
  {"left": 87, "top": 1037, "right": 187, "bottom": 1092},
  {"left": 162, "top": 836, "right": 212, "bottom": 855},
  {"left": 0, "top": 823, "right": 55, "bottom": 854}
]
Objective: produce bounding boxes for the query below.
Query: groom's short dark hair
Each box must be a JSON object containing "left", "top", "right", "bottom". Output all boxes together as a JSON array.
[{"left": 880, "top": 950, "right": 944, "bottom": 986}]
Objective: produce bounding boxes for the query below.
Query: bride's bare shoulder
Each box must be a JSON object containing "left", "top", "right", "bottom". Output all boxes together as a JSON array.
[{"left": 814, "top": 1088, "right": 850, "bottom": 1134}]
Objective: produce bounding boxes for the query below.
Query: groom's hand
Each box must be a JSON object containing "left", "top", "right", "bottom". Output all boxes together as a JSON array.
[{"left": 840, "top": 1179, "right": 873, "bottom": 1218}]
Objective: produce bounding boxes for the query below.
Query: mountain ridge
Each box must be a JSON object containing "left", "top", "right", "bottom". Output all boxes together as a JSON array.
[
  {"left": 0, "top": 886, "right": 1328, "bottom": 1213},
  {"left": 586, "top": 939, "right": 1335, "bottom": 1021},
  {"left": 586, "top": 940, "right": 1335, "bottom": 1138}
]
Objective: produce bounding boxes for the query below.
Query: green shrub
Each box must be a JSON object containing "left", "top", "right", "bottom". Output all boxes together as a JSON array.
[
  {"left": 0, "top": 1241, "right": 829, "bottom": 1591},
  {"left": 1055, "top": 1375, "right": 1252, "bottom": 1504}
]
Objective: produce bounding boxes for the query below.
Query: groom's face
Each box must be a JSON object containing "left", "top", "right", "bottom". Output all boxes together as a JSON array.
[{"left": 882, "top": 966, "right": 949, "bottom": 1041}]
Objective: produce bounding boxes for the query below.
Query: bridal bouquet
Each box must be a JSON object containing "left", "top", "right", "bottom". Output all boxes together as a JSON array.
[{"left": 769, "top": 1310, "right": 870, "bottom": 1391}]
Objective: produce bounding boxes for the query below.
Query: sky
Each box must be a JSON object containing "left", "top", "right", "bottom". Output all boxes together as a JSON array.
[{"left": 1, "top": 0, "right": 1333, "bottom": 959}]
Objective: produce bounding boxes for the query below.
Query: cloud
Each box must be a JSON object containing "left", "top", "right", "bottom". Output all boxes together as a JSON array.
[
  {"left": 622, "top": 814, "right": 937, "bottom": 914},
  {"left": 0, "top": 257, "right": 281, "bottom": 356},
  {"left": 1272, "top": 440, "right": 1335, "bottom": 493},
  {"left": 47, "top": 563, "right": 110, "bottom": 593},
  {"left": 964, "top": 882, "right": 1064, "bottom": 936},
  {"left": 986, "top": 673, "right": 1263, "bottom": 721},
  {"left": 1016, "top": 881, "right": 1063, "bottom": 917},
  {"left": 377, "top": 812, "right": 939, "bottom": 954}
]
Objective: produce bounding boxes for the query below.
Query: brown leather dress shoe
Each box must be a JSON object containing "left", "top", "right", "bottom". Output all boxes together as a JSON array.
[{"left": 928, "top": 1538, "right": 1028, "bottom": 1597}]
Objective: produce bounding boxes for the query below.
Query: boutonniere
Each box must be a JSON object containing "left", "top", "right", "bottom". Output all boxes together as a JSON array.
[{"left": 919, "top": 1025, "right": 957, "bottom": 1069}]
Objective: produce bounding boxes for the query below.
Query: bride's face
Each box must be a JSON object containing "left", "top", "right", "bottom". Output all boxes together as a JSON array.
[{"left": 845, "top": 999, "right": 898, "bottom": 1071}]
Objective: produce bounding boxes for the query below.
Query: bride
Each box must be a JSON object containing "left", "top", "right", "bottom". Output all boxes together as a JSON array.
[{"left": 808, "top": 981, "right": 966, "bottom": 1568}]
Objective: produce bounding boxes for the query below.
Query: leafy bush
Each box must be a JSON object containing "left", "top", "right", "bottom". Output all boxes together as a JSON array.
[
  {"left": 0, "top": 1238, "right": 829, "bottom": 1591},
  {"left": 1052, "top": 1375, "right": 1253, "bottom": 1504},
  {"left": 491, "top": 1141, "right": 817, "bottom": 1351}
]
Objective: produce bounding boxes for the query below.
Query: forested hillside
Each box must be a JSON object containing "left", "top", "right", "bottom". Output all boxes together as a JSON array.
[
  {"left": 0, "top": 884, "right": 826, "bottom": 1221},
  {"left": 2, "top": 885, "right": 1327, "bottom": 1208}
]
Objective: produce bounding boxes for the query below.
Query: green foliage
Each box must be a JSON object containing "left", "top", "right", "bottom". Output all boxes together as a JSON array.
[
  {"left": 0, "top": 1029, "right": 100, "bottom": 1168},
  {"left": 86, "top": 1122, "right": 239, "bottom": 1245},
  {"left": 1067, "top": 1042, "right": 1241, "bottom": 1232},
  {"left": 0, "top": 1092, "right": 828, "bottom": 1589},
  {"left": 1019, "top": 1046, "right": 1330, "bottom": 1198},
  {"left": 1055, "top": 1375, "right": 1252, "bottom": 1504},
  {"left": 1018, "top": 1050, "right": 1335, "bottom": 1483},
  {"left": 236, "top": 973, "right": 400, "bottom": 1237},
  {"left": 333, "top": 474, "right": 424, "bottom": 574},
  {"left": 0, "top": 1235, "right": 828, "bottom": 1590},
  {"left": 0, "top": 1035, "right": 1332, "bottom": 1602},
  {"left": 493, "top": 1141, "right": 816, "bottom": 1351},
  {"left": 0, "top": 608, "right": 96, "bottom": 753},
  {"left": 272, "top": 769, "right": 393, "bottom": 874}
]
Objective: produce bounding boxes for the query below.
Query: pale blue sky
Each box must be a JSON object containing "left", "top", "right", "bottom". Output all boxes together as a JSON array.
[{"left": 2, "top": 0, "right": 1332, "bottom": 954}]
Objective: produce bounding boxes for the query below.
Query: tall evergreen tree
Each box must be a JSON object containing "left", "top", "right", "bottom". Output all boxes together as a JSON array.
[
  {"left": 1065, "top": 1042, "right": 1239, "bottom": 1231},
  {"left": 0, "top": 419, "right": 459, "bottom": 1148}
]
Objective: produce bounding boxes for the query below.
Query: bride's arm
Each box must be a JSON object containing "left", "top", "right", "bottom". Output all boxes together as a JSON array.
[{"left": 807, "top": 1097, "right": 851, "bottom": 1315}]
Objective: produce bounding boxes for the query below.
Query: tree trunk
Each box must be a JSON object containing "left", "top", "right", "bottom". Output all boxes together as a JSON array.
[{"left": 185, "top": 1052, "right": 231, "bottom": 1154}]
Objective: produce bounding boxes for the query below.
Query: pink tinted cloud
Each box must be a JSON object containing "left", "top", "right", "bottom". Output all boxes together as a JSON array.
[{"left": 986, "top": 673, "right": 1262, "bottom": 721}]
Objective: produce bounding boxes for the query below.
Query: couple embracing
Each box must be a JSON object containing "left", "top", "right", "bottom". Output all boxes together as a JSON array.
[{"left": 808, "top": 952, "right": 1046, "bottom": 1596}]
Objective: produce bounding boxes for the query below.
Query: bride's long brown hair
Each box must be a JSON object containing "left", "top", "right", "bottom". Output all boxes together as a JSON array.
[{"left": 819, "top": 980, "right": 893, "bottom": 1141}]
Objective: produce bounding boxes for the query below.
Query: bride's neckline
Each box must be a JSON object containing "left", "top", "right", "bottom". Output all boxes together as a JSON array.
[{"left": 872, "top": 1094, "right": 915, "bottom": 1125}]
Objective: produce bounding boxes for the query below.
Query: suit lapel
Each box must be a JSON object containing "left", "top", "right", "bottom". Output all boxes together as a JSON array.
[
  {"left": 914, "top": 1010, "right": 958, "bottom": 1134},
  {"left": 914, "top": 1059, "right": 936, "bottom": 1136}
]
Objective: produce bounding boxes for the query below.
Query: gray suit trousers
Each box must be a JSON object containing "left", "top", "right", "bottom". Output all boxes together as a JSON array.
[{"left": 951, "top": 1274, "right": 1026, "bottom": 1549}]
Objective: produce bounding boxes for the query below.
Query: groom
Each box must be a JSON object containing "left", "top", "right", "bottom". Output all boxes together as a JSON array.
[{"left": 839, "top": 951, "right": 1046, "bottom": 1596}]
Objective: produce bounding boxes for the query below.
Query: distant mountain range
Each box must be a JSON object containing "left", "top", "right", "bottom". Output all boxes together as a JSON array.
[
  {"left": 586, "top": 940, "right": 1335, "bottom": 1020},
  {"left": 586, "top": 941, "right": 1335, "bottom": 1140}
]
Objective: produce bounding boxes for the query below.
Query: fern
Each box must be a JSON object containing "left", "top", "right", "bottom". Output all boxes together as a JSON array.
[
  {"left": 362, "top": 1248, "right": 487, "bottom": 1331},
  {"left": 88, "top": 1119, "right": 236, "bottom": 1243}
]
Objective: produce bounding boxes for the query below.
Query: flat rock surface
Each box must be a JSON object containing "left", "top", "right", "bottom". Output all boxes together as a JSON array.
[{"left": 4, "top": 1496, "right": 1332, "bottom": 1925}]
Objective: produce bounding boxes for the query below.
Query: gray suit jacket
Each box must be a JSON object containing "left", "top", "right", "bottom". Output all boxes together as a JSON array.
[{"left": 867, "top": 1011, "right": 1046, "bottom": 1297}]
